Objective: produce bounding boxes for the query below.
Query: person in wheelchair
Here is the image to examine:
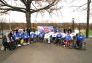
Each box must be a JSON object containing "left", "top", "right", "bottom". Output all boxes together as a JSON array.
[
  {"left": 76, "top": 34, "right": 86, "bottom": 49},
  {"left": 64, "top": 34, "right": 73, "bottom": 47},
  {"left": 55, "top": 33, "right": 62, "bottom": 45},
  {"left": 38, "top": 32, "right": 45, "bottom": 42}
]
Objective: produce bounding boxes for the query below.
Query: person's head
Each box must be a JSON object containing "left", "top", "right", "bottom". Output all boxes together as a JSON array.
[
  {"left": 68, "top": 27, "right": 71, "bottom": 29},
  {"left": 3, "top": 35, "right": 6, "bottom": 38},
  {"left": 10, "top": 31, "right": 13, "bottom": 33},
  {"left": 79, "top": 32, "right": 83, "bottom": 36},
  {"left": 23, "top": 29, "right": 25, "bottom": 32},
  {"left": 76, "top": 33, "right": 79, "bottom": 36}
]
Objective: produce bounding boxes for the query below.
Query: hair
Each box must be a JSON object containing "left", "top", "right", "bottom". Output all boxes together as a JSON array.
[{"left": 2, "top": 35, "right": 6, "bottom": 39}]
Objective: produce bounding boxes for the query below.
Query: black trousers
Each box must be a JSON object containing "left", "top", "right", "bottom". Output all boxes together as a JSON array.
[{"left": 3, "top": 42, "right": 11, "bottom": 51}]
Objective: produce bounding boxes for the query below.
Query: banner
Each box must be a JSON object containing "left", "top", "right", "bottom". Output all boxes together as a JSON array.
[{"left": 37, "top": 26, "right": 54, "bottom": 33}]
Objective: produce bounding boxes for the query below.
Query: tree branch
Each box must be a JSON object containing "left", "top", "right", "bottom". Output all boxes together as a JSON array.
[
  {"left": 0, "top": 10, "right": 9, "bottom": 13},
  {"left": 71, "top": 3, "right": 87, "bottom": 8},
  {"left": 0, "top": 7, "right": 25, "bottom": 13},
  {"left": 32, "top": 2, "right": 37, "bottom": 9},
  {"left": 0, "top": 0, "right": 58, "bottom": 14},
  {"left": 30, "top": 0, "right": 57, "bottom": 13},
  {"left": 20, "top": 0, "right": 27, "bottom": 5},
  {"left": 0, "top": 0, "right": 26, "bottom": 13}
]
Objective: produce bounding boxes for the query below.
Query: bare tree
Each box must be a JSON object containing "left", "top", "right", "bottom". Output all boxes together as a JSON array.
[{"left": 0, "top": 0, "right": 59, "bottom": 29}]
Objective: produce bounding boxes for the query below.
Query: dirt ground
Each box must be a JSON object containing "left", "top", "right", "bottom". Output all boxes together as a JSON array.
[{"left": 0, "top": 39, "right": 92, "bottom": 63}]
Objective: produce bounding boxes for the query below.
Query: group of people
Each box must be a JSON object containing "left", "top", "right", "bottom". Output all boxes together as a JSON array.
[{"left": 2, "top": 28, "right": 86, "bottom": 51}]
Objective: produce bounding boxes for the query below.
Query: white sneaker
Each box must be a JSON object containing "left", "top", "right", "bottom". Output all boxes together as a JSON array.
[
  {"left": 18, "top": 44, "right": 21, "bottom": 47},
  {"left": 23, "top": 43, "right": 27, "bottom": 45},
  {"left": 27, "top": 42, "right": 30, "bottom": 45}
]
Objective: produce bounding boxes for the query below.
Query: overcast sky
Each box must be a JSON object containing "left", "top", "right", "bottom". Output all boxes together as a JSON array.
[{"left": 0, "top": 0, "right": 92, "bottom": 23}]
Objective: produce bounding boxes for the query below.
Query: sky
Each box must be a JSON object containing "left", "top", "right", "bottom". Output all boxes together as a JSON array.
[{"left": 0, "top": 0, "right": 92, "bottom": 23}]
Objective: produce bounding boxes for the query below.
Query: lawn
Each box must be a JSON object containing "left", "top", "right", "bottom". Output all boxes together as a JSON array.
[{"left": 89, "top": 30, "right": 92, "bottom": 36}]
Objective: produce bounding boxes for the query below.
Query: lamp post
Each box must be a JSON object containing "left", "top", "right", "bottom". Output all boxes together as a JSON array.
[
  {"left": 72, "top": 18, "right": 75, "bottom": 32},
  {"left": 0, "top": 18, "right": 4, "bottom": 38},
  {"left": 78, "top": 23, "right": 80, "bottom": 33}
]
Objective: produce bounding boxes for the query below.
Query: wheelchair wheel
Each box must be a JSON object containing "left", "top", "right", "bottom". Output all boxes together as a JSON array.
[{"left": 82, "top": 42, "right": 86, "bottom": 50}]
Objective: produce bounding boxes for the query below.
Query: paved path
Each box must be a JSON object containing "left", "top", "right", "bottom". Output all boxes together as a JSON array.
[{"left": 0, "top": 39, "right": 92, "bottom": 63}]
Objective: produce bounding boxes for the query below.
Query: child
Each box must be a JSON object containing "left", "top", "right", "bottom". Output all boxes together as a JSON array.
[
  {"left": 2, "top": 35, "right": 10, "bottom": 51},
  {"left": 65, "top": 34, "right": 73, "bottom": 47},
  {"left": 76, "top": 34, "right": 86, "bottom": 48}
]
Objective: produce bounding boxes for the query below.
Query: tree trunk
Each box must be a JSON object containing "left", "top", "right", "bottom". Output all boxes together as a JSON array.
[
  {"left": 25, "top": 0, "right": 31, "bottom": 29},
  {"left": 86, "top": 0, "right": 91, "bottom": 38},
  {"left": 26, "top": 12, "right": 31, "bottom": 29}
]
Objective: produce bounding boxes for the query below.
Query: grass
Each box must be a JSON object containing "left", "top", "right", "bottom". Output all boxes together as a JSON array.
[{"left": 89, "top": 30, "right": 92, "bottom": 36}]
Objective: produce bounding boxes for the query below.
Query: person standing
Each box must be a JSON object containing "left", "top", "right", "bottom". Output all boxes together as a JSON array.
[
  {"left": 2, "top": 35, "right": 10, "bottom": 51},
  {"left": 63, "top": 28, "right": 67, "bottom": 33},
  {"left": 67, "top": 27, "right": 72, "bottom": 33}
]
